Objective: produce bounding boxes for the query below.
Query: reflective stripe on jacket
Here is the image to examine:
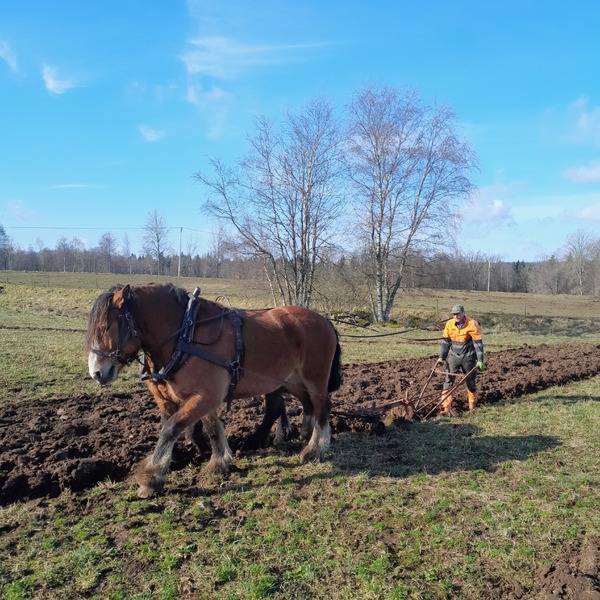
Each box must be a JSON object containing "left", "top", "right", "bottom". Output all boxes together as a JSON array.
[{"left": 439, "top": 315, "right": 484, "bottom": 362}]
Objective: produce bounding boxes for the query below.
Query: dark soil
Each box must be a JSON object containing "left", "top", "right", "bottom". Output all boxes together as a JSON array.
[
  {"left": 2, "top": 343, "right": 600, "bottom": 504},
  {"left": 1, "top": 343, "right": 599, "bottom": 598}
]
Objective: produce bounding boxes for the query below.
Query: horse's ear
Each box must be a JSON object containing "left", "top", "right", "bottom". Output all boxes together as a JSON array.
[{"left": 114, "top": 284, "right": 130, "bottom": 307}]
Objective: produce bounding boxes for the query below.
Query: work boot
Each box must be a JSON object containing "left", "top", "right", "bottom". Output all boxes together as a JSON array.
[
  {"left": 467, "top": 391, "right": 478, "bottom": 411},
  {"left": 439, "top": 390, "right": 454, "bottom": 415}
]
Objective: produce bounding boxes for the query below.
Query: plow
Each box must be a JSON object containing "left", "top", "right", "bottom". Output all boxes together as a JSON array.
[{"left": 330, "top": 362, "right": 480, "bottom": 425}]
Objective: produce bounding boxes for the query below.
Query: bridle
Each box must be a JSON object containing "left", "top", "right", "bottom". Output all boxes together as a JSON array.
[{"left": 91, "top": 295, "right": 140, "bottom": 366}]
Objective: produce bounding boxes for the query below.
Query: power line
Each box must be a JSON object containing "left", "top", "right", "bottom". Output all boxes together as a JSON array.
[{"left": 5, "top": 226, "right": 213, "bottom": 234}]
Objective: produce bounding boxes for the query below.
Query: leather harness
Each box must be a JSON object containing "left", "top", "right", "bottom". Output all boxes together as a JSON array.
[{"left": 146, "top": 288, "right": 244, "bottom": 411}]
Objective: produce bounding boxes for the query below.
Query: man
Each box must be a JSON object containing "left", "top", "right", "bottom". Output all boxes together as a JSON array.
[{"left": 437, "top": 304, "right": 485, "bottom": 414}]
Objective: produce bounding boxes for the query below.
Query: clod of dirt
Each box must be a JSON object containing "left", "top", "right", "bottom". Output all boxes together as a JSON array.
[{"left": 522, "top": 536, "right": 600, "bottom": 599}]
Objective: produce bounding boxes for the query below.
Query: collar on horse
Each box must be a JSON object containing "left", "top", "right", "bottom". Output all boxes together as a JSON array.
[{"left": 145, "top": 287, "right": 244, "bottom": 412}]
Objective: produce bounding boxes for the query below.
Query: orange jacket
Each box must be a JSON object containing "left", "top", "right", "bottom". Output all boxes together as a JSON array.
[{"left": 439, "top": 315, "right": 484, "bottom": 362}]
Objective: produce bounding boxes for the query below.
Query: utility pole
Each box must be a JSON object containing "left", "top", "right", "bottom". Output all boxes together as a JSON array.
[
  {"left": 487, "top": 260, "right": 491, "bottom": 292},
  {"left": 177, "top": 227, "right": 182, "bottom": 277}
]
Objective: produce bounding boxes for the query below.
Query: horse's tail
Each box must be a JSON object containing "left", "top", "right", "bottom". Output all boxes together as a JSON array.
[{"left": 327, "top": 328, "right": 342, "bottom": 393}]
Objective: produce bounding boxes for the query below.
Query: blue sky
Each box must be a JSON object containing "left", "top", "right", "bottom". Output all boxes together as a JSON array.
[{"left": 1, "top": 0, "right": 599, "bottom": 262}]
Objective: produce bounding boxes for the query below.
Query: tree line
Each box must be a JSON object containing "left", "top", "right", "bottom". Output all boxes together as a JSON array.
[
  {"left": 2, "top": 219, "right": 599, "bottom": 309},
  {"left": 2, "top": 85, "right": 600, "bottom": 320}
]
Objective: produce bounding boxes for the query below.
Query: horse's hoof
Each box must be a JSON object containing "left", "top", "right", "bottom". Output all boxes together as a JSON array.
[
  {"left": 273, "top": 426, "right": 293, "bottom": 445},
  {"left": 204, "top": 458, "right": 231, "bottom": 476},
  {"left": 299, "top": 449, "right": 319, "bottom": 463},
  {"left": 137, "top": 485, "right": 155, "bottom": 499}
]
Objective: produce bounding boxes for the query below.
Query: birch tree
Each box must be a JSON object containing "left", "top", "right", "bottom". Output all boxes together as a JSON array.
[
  {"left": 195, "top": 96, "right": 345, "bottom": 307},
  {"left": 345, "top": 85, "right": 478, "bottom": 322},
  {"left": 142, "top": 210, "right": 171, "bottom": 276},
  {"left": 564, "top": 229, "right": 597, "bottom": 295},
  {"left": 97, "top": 232, "right": 118, "bottom": 273},
  {"left": 0, "top": 224, "right": 10, "bottom": 269}
]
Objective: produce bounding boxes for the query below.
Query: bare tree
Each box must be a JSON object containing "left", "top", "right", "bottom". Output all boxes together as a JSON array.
[
  {"left": 34, "top": 238, "right": 49, "bottom": 271},
  {"left": 142, "top": 210, "right": 171, "bottom": 276},
  {"left": 184, "top": 233, "right": 201, "bottom": 258},
  {"left": 71, "top": 237, "right": 86, "bottom": 272},
  {"left": 564, "top": 229, "right": 597, "bottom": 295},
  {"left": 590, "top": 239, "right": 600, "bottom": 296},
  {"left": 345, "top": 85, "right": 478, "bottom": 322},
  {"left": 121, "top": 233, "right": 134, "bottom": 274},
  {"left": 205, "top": 224, "right": 230, "bottom": 279},
  {"left": 196, "top": 96, "right": 345, "bottom": 307},
  {"left": 461, "top": 250, "right": 488, "bottom": 291},
  {"left": 0, "top": 224, "right": 11, "bottom": 269},
  {"left": 55, "top": 236, "right": 75, "bottom": 272},
  {"left": 528, "top": 254, "right": 571, "bottom": 295},
  {"left": 97, "top": 232, "right": 119, "bottom": 273},
  {"left": 176, "top": 231, "right": 201, "bottom": 277}
]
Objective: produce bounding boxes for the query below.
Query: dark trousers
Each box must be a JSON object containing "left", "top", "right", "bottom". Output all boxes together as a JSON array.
[{"left": 443, "top": 353, "right": 477, "bottom": 393}]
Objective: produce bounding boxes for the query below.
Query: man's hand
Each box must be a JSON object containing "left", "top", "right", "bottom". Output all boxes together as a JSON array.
[{"left": 476, "top": 360, "right": 485, "bottom": 371}]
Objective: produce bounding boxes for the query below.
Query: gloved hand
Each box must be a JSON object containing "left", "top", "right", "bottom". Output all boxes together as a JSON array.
[
  {"left": 476, "top": 360, "right": 485, "bottom": 371},
  {"left": 436, "top": 357, "right": 445, "bottom": 365}
]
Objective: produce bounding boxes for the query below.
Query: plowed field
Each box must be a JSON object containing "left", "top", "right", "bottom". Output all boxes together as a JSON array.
[{"left": 2, "top": 343, "right": 599, "bottom": 505}]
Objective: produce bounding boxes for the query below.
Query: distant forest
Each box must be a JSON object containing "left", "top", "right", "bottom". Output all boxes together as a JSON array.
[{"left": 2, "top": 222, "right": 599, "bottom": 300}]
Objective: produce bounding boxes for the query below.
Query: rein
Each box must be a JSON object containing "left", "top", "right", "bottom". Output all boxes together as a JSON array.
[
  {"left": 92, "top": 295, "right": 140, "bottom": 366},
  {"left": 144, "top": 288, "right": 244, "bottom": 411}
]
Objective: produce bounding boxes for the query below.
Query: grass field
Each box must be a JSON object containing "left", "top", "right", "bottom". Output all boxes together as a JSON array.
[{"left": 0, "top": 272, "right": 599, "bottom": 599}]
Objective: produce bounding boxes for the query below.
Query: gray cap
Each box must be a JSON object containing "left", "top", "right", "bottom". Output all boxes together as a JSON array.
[{"left": 451, "top": 304, "right": 465, "bottom": 314}]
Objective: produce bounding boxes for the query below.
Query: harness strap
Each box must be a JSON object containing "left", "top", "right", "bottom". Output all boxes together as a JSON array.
[
  {"left": 148, "top": 289, "right": 201, "bottom": 382},
  {"left": 226, "top": 310, "right": 243, "bottom": 411},
  {"left": 147, "top": 288, "right": 244, "bottom": 411}
]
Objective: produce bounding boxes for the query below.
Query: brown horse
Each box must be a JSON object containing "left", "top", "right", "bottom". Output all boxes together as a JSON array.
[{"left": 85, "top": 283, "right": 342, "bottom": 498}]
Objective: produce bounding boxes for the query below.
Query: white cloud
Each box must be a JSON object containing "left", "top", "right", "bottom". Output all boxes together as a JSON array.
[
  {"left": 511, "top": 203, "right": 565, "bottom": 221},
  {"left": 186, "top": 83, "right": 233, "bottom": 138},
  {"left": 563, "top": 161, "right": 600, "bottom": 183},
  {"left": 180, "top": 36, "right": 331, "bottom": 79},
  {"left": 542, "top": 97, "right": 600, "bottom": 147},
  {"left": 576, "top": 204, "right": 600, "bottom": 222},
  {"left": 138, "top": 125, "right": 166, "bottom": 142},
  {"left": 508, "top": 193, "right": 600, "bottom": 227},
  {"left": 0, "top": 39, "right": 17, "bottom": 72},
  {"left": 463, "top": 197, "right": 513, "bottom": 225},
  {"left": 186, "top": 83, "right": 230, "bottom": 107},
  {"left": 42, "top": 64, "right": 79, "bottom": 94},
  {"left": 462, "top": 185, "right": 515, "bottom": 226}
]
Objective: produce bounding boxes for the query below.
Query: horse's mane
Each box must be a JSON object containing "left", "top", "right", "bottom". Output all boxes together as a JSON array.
[
  {"left": 85, "top": 284, "right": 124, "bottom": 352},
  {"left": 161, "top": 283, "right": 189, "bottom": 307}
]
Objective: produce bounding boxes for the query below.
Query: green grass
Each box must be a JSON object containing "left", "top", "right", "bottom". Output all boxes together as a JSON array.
[{"left": 1, "top": 378, "right": 599, "bottom": 599}]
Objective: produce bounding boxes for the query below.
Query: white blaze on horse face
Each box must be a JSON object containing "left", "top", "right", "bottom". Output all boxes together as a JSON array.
[{"left": 88, "top": 342, "right": 119, "bottom": 385}]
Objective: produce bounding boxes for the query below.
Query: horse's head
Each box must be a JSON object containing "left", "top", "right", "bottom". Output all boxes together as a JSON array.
[{"left": 86, "top": 284, "right": 141, "bottom": 385}]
